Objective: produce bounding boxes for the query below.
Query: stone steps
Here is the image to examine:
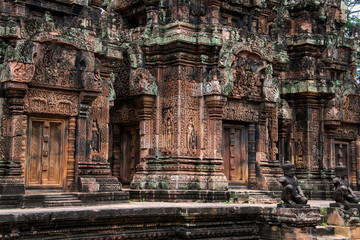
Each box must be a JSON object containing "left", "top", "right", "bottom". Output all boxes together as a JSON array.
[
  {"left": 317, "top": 235, "right": 349, "bottom": 240},
  {"left": 43, "top": 194, "right": 82, "bottom": 207},
  {"left": 228, "top": 190, "right": 279, "bottom": 204},
  {"left": 316, "top": 226, "right": 349, "bottom": 240}
]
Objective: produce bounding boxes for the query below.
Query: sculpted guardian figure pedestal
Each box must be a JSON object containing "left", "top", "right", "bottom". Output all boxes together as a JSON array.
[
  {"left": 278, "top": 161, "right": 308, "bottom": 207},
  {"left": 332, "top": 163, "right": 359, "bottom": 210}
]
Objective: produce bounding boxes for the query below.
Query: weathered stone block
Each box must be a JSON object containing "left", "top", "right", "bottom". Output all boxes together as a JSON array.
[{"left": 79, "top": 177, "right": 99, "bottom": 192}]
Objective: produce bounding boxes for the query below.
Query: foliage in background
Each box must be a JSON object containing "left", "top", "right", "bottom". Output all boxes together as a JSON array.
[
  {"left": 345, "top": 0, "right": 360, "bottom": 83},
  {"left": 346, "top": 0, "right": 360, "bottom": 30}
]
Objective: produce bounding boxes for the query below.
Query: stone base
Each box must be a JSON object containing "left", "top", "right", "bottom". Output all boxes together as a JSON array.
[
  {"left": 131, "top": 157, "right": 228, "bottom": 191},
  {"left": 129, "top": 189, "right": 230, "bottom": 202},
  {"left": 326, "top": 207, "right": 360, "bottom": 226},
  {"left": 277, "top": 203, "right": 310, "bottom": 208},
  {"left": 78, "top": 176, "right": 122, "bottom": 192},
  {"left": 0, "top": 176, "right": 25, "bottom": 194},
  {"left": 330, "top": 202, "right": 360, "bottom": 210}
]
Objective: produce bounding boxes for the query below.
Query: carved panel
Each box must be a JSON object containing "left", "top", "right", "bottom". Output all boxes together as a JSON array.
[
  {"left": 223, "top": 100, "right": 259, "bottom": 122},
  {"left": 180, "top": 73, "right": 200, "bottom": 156},
  {"left": 335, "top": 128, "right": 358, "bottom": 141},
  {"left": 32, "top": 43, "right": 83, "bottom": 89},
  {"left": 231, "top": 55, "right": 265, "bottom": 99},
  {"left": 343, "top": 98, "right": 360, "bottom": 123},
  {"left": 24, "top": 90, "right": 78, "bottom": 116},
  {"left": 113, "top": 56, "right": 131, "bottom": 98},
  {"left": 111, "top": 102, "right": 137, "bottom": 123}
]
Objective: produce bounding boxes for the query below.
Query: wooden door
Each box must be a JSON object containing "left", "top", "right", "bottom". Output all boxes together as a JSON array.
[
  {"left": 119, "top": 126, "right": 140, "bottom": 184},
  {"left": 26, "top": 118, "right": 65, "bottom": 188},
  {"left": 223, "top": 125, "right": 248, "bottom": 186}
]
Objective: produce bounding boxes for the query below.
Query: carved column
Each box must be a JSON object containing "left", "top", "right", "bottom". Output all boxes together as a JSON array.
[
  {"left": 278, "top": 119, "right": 291, "bottom": 165},
  {"left": 350, "top": 140, "right": 357, "bottom": 189},
  {"left": 357, "top": 137, "right": 360, "bottom": 188},
  {"left": 324, "top": 120, "right": 340, "bottom": 169},
  {"left": 205, "top": 0, "right": 221, "bottom": 25},
  {"left": 135, "top": 95, "right": 156, "bottom": 164},
  {"left": 248, "top": 123, "right": 256, "bottom": 188},
  {"left": 204, "top": 95, "right": 228, "bottom": 190},
  {"left": 0, "top": 82, "right": 27, "bottom": 194},
  {"left": 76, "top": 92, "right": 99, "bottom": 191},
  {"left": 145, "top": 0, "right": 160, "bottom": 24},
  {"left": 204, "top": 95, "right": 226, "bottom": 158}
]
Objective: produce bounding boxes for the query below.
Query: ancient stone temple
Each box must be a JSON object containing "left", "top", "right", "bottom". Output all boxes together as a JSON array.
[{"left": 0, "top": 0, "right": 359, "bottom": 201}]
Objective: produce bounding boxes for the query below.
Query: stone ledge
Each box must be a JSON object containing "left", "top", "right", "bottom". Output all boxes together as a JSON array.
[{"left": 0, "top": 203, "right": 320, "bottom": 239}]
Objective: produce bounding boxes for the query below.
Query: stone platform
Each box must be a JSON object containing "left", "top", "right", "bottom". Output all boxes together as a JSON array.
[{"left": 0, "top": 202, "right": 322, "bottom": 239}]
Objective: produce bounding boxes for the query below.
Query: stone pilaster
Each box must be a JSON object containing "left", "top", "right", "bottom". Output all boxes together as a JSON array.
[
  {"left": 135, "top": 95, "right": 156, "bottom": 163},
  {"left": 77, "top": 92, "right": 121, "bottom": 192},
  {"left": 0, "top": 82, "right": 27, "bottom": 194},
  {"left": 204, "top": 95, "right": 226, "bottom": 158},
  {"left": 204, "top": 94, "right": 228, "bottom": 190},
  {"left": 205, "top": 0, "right": 221, "bottom": 25}
]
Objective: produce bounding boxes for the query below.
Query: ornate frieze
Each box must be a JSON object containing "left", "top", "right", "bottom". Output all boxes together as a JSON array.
[
  {"left": 24, "top": 89, "right": 78, "bottom": 116},
  {"left": 223, "top": 100, "right": 260, "bottom": 122}
]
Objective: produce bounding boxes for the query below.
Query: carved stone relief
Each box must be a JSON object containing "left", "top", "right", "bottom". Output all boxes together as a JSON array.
[
  {"left": 24, "top": 90, "right": 78, "bottom": 116},
  {"left": 32, "top": 43, "right": 83, "bottom": 89},
  {"left": 223, "top": 100, "right": 260, "bottom": 122},
  {"left": 231, "top": 55, "right": 265, "bottom": 99}
]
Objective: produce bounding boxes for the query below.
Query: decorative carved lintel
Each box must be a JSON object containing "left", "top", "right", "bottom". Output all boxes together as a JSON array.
[{"left": 205, "top": 95, "right": 227, "bottom": 119}]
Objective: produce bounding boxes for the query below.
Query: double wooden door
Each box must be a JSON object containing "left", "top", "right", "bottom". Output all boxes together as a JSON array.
[
  {"left": 26, "top": 118, "right": 66, "bottom": 188},
  {"left": 223, "top": 124, "right": 248, "bottom": 186}
]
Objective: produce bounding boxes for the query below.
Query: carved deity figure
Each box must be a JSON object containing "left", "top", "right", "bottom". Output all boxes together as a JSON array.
[
  {"left": 91, "top": 119, "right": 99, "bottom": 153},
  {"left": 165, "top": 117, "right": 173, "bottom": 149},
  {"left": 333, "top": 163, "right": 359, "bottom": 208},
  {"left": 186, "top": 119, "right": 197, "bottom": 150},
  {"left": 278, "top": 161, "right": 308, "bottom": 206}
]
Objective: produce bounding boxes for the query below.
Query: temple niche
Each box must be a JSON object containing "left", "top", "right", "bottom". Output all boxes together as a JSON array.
[{"left": 0, "top": 0, "right": 359, "bottom": 202}]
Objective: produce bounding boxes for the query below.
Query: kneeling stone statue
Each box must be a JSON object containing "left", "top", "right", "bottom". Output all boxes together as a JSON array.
[
  {"left": 331, "top": 163, "right": 359, "bottom": 210},
  {"left": 278, "top": 161, "right": 308, "bottom": 208}
]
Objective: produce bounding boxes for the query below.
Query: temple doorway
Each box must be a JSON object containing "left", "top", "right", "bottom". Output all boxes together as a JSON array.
[
  {"left": 26, "top": 117, "right": 66, "bottom": 189},
  {"left": 222, "top": 124, "right": 248, "bottom": 187},
  {"left": 334, "top": 141, "right": 356, "bottom": 186},
  {"left": 113, "top": 124, "right": 140, "bottom": 185}
]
